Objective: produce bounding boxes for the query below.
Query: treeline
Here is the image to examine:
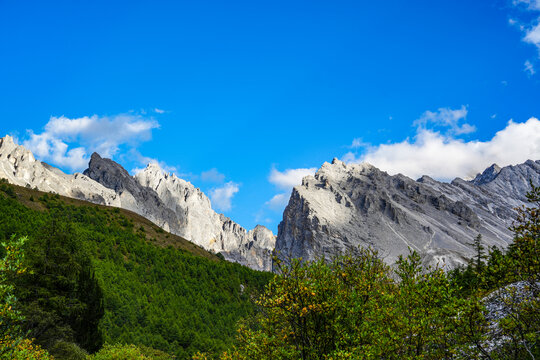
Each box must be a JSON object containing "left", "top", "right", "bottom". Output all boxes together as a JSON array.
[
  {"left": 0, "top": 182, "right": 272, "bottom": 359},
  {"left": 0, "top": 179, "right": 538, "bottom": 359},
  {"left": 195, "top": 182, "right": 539, "bottom": 359}
]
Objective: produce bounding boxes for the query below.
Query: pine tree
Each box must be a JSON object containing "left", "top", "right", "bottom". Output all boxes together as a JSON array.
[{"left": 468, "top": 234, "right": 486, "bottom": 272}]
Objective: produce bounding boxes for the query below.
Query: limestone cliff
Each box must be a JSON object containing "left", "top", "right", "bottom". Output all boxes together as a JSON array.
[{"left": 275, "top": 158, "right": 540, "bottom": 269}]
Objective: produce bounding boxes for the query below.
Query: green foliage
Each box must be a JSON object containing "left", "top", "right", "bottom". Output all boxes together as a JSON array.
[
  {"left": 9, "top": 338, "right": 54, "bottom": 359},
  {"left": 2, "top": 177, "right": 535, "bottom": 360},
  {"left": 469, "top": 234, "right": 487, "bottom": 271},
  {"left": 0, "top": 180, "right": 17, "bottom": 198},
  {"left": 220, "top": 248, "right": 487, "bottom": 360},
  {"left": 88, "top": 343, "right": 175, "bottom": 359},
  {"left": 450, "top": 181, "right": 540, "bottom": 358},
  {"left": 508, "top": 180, "right": 540, "bottom": 282},
  {"left": 221, "top": 183, "right": 540, "bottom": 359},
  {"left": 14, "top": 210, "right": 104, "bottom": 355},
  {"left": 0, "top": 183, "right": 272, "bottom": 359},
  {"left": 89, "top": 343, "right": 151, "bottom": 359},
  {"left": 0, "top": 235, "right": 53, "bottom": 359},
  {"left": 50, "top": 340, "right": 88, "bottom": 360},
  {"left": 0, "top": 235, "right": 28, "bottom": 357}
]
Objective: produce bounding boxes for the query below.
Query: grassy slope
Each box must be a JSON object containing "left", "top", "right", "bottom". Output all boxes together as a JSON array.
[{"left": 10, "top": 183, "right": 219, "bottom": 260}]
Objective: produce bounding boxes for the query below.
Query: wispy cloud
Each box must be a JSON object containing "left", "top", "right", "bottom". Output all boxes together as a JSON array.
[
  {"left": 265, "top": 193, "right": 290, "bottom": 211},
  {"left": 209, "top": 182, "right": 240, "bottom": 212},
  {"left": 511, "top": 0, "right": 540, "bottom": 73},
  {"left": 269, "top": 167, "right": 317, "bottom": 190},
  {"left": 513, "top": 0, "right": 540, "bottom": 11},
  {"left": 154, "top": 108, "right": 166, "bottom": 114},
  {"left": 413, "top": 105, "right": 475, "bottom": 136},
  {"left": 264, "top": 166, "right": 317, "bottom": 213},
  {"left": 24, "top": 114, "right": 159, "bottom": 172},
  {"left": 525, "top": 60, "right": 536, "bottom": 75},
  {"left": 343, "top": 117, "right": 540, "bottom": 181},
  {"left": 349, "top": 138, "right": 369, "bottom": 149},
  {"left": 201, "top": 168, "right": 226, "bottom": 183},
  {"left": 129, "top": 149, "right": 178, "bottom": 175}
]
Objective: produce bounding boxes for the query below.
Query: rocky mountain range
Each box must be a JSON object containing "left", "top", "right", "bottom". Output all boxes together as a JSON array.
[
  {"left": 0, "top": 135, "right": 275, "bottom": 270},
  {"left": 275, "top": 158, "right": 540, "bottom": 269},
  {"left": 1, "top": 134, "right": 539, "bottom": 271}
]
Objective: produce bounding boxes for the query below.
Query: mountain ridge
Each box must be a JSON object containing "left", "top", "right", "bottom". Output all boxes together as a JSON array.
[
  {"left": 275, "top": 158, "right": 540, "bottom": 269},
  {"left": 2, "top": 134, "right": 539, "bottom": 271},
  {"left": 0, "top": 135, "right": 274, "bottom": 270}
]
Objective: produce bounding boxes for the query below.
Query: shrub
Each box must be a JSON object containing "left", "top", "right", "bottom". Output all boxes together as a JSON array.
[
  {"left": 88, "top": 343, "right": 173, "bottom": 359},
  {"left": 50, "top": 340, "right": 88, "bottom": 360}
]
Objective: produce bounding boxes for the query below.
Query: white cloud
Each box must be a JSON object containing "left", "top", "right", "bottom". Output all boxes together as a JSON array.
[
  {"left": 201, "top": 168, "right": 226, "bottom": 183},
  {"left": 413, "top": 105, "right": 475, "bottom": 135},
  {"left": 525, "top": 60, "right": 536, "bottom": 75},
  {"left": 510, "top": 2, "right": 540, "bottom": 72},
  {"left": 269, "top": 167, "right": 317, "bottom": 190},
  {"left": 514, "top": 0, "right": 540, "bottom": 10},
  {"left": 129, "top": 150, "right": 178, "bottom": 175},
  {"left": 349, "top": 138, "right": 369, "bottom": 149},
  {"left": 154, "top": 108, "right": 165, "bottom": 114},
  {"left": 524, "top": 23, "right": 540, "bottom": 48},
  {"left": 23, "top": 114, "right": 159, "bottom": 172},
  {"left": 263, "top": 166, "right": 317, "bottom": 215},
  {"left": 343, "top": 117, "right": 540, "bottom": 182},
  {"left": 209, "top": 182, "right": 239, "bottom": 212},
  {"left": 265, "top": 193, "right": 290, "bottom": 210}
]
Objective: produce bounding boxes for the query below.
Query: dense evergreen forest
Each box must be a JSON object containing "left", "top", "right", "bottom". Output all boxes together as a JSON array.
[
  {"left": 0, "top": 181, "right": 272, "bottom": 359},
  {"left": 0, "top": 179, "right": 538, "bottom": 359}
]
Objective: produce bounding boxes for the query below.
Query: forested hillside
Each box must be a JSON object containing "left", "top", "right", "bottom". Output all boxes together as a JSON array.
[
  {"left": 0, "top": 180, "right": 272, "bottom": 359},
  {"left": 0, "top": 179, "right": 538, "bottom": 359}
]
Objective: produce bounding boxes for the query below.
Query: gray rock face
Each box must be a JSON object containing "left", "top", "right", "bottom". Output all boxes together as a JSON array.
[
  {"left": 275, "top": 158, "right": 540, "bottom": 269},
  {"left": 0, "top": 135, "right": 121, "bottom": 206},
  {"left": 0, "top": 136, "right": 274, "bottom": 271},
  {"left": 83, "top": 153, "right": 181, "bottom": 233},
  {"left": 133, "top": 163, "right": 275, "bottom": 270}
]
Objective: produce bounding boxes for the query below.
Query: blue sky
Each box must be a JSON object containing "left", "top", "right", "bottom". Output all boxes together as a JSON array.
[{"left": 1, "top": 0, "right": 540, "bottom": 232}]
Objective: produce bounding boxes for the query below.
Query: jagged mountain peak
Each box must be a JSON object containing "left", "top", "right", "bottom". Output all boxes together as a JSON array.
[
  {"left": 471, "top": 163, "right": 502, "bottom": 185},
  {"left": 140, "top": 162, "right": 174, "bottom": 180},
  {"left": 84, "top": 152, "right": 138, "bottom": 193},
  {"left": 0, "top": 135, "right": 121, "bottom": 207},
  {"left": 0, "top": 139, "right": 275, "bottom": 270},
  {"left": 314, "top": 158, "right": 381, "bottom": 179},
  {"left": 132, "top": 159, "right": 275, "bottom": 270},
  {"left": 0, "top": 135, "right": 36, "bottom": 164},
  {"left": 0, "top": 134, "right": 16, "bottom": 147},
  {"left": 276, "top": 158, "right": 540, "bottom": 270},
  {"left": 137, "top": 161, "right": 195, "bottom": 190}
]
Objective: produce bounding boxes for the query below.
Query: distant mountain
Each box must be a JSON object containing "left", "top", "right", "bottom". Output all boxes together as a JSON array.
[
  {"left": 3, "top": 133, "right": 538, "bottom": 271},
  {"left": 131, "top": 160, "right": 275, "bottom": 271},
  {"left": 275, "top": 158, "right": 540, "bottom": 269},
  {"left": 0, "top": 135, "right": 274, "bottom": 270}
]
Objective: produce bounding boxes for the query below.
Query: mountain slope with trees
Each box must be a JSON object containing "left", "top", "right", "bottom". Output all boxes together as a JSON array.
[{"left": 0, "top": 180, "right": 272, "bottom": 359}]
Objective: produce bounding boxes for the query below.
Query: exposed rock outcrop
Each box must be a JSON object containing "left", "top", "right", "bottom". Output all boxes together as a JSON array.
[
  {"left": 275, "top": 158, "right": 540, "bottom": 269},
  {"left": 133, "top": 163, "right": 275, "bottom": 270},
  {"left": 3, "top": 133, "right": 537, "bottom": 272},
  {"left": 0, "top": 136, "right": 274, "bottom": 271},
  {"left": 0, "top": 135, "right": 121, "bottom": 206},
  {"left": 83, "top": 153, "right": 181, "bottom": 232}
]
